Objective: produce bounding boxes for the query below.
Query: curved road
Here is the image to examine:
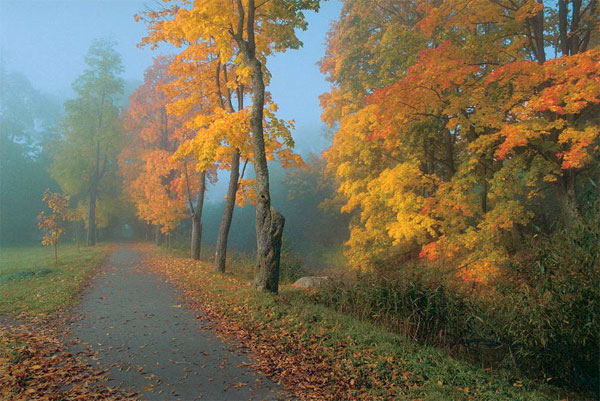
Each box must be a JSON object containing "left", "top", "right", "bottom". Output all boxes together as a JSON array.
[{"left": 70, "top": 247, "right": 287, "bottom": 401}]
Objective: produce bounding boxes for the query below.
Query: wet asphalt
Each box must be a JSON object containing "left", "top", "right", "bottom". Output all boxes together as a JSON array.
[{"left": 70, "top": 247, "right": 288, "bottom": 401}]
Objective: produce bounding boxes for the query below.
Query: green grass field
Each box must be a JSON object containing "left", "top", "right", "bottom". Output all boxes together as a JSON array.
[{"left": 0, "top": 244, "right": 110, "bottom": 316}]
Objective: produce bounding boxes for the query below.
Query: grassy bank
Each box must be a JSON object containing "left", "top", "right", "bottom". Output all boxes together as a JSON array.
[
  {"left": 159, "top": 235, "right": 598, "bottom": 397},
  {"left": 0, "top": 243, "right": 133, "bottom": 400},
  {"left": 143, "top": 245, "right": 582, "bottom": 401},
  {"left": 0, "top": 244, "right": 111, "bottom": 316}
]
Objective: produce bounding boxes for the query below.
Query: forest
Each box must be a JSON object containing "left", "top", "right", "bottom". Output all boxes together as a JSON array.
[{"left": 0, "top": 0, "right": 598, "bottom": 400}]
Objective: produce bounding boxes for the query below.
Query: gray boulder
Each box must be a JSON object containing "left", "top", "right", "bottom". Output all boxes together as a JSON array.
[{"left": 292, "top": 276, "right": 331, "bottom": 289}]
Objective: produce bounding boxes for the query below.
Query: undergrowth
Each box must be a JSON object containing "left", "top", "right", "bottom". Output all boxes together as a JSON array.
[
  {"left": 159, "top": 217, "right": 598, "bottom": 398},
  {"left": 148, "top": 245, "right": 586, "bottom": 400}
]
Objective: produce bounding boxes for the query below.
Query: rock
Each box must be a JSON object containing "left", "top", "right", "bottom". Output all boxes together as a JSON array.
[{"left": 292, "top": 276, "right": 331, "bottom": 289}]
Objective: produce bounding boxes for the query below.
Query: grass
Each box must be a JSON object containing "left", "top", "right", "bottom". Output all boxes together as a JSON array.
[
  {"left": 0, "top": 243, "right": 111, "bottom": 316},
  {"left": 0, "top": 243, "right": 139, "bottom": 401},
  {"left": 147, "top": 246, "right": 582, "bottom": 400}
]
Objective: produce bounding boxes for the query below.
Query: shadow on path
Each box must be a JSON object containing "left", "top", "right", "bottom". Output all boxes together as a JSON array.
[{"left": 70, "top": 247, "right": 286, "bottom": 401}]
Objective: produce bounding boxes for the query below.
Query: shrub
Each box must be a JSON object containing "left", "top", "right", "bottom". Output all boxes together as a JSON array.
[
  {"left": 309, "top": 211, "right": 599, "bottom": 394},
  {"left": 279, "top": 245, "right": 309, "bottom": 284},
  {"left": 489, "top": 202, "right": 600, "bottom": 390},
  {"left": 311, "top": 267, "right": 473, "bottom": 346}
]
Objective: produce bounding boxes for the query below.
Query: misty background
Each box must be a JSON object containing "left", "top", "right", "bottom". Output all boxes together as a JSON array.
[
  {"left": 1, "top": 0, "right": 341, "bottom": 155},
  {"left": 0, "top": 0, "right": 349, "bottom": 266}
]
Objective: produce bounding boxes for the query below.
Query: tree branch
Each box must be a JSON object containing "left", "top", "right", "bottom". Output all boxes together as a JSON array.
[{"left": 183, "top": 160, "right": 195, "bottom": 216}]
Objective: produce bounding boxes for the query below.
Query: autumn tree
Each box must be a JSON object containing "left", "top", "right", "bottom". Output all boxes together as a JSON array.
[
  {"left": 227, "top": 0, "right": 320, "bottom": 293},
  {"left": 161, "top": 43, "right": 249, "bottom": 270},
  {"left": 322, "top": 0, "right": 599, "bottom": 280},
  {"left": 38, "top": 189, "right": 73, "bottom": 264},
  {"left": 51, "top": 39, "right": 124, "bottom": 246},
  {"left": 321, "top": 0, "right": 435, "bottom": 268},
  {"left": 138, "top": 0, "right": 314, "bottom": 291},
  {"left": 120, "top": 55, "right": 207, "bottom": 258},
  {"left": 163, "top": 44, "right": 300, "bottom": 271}
]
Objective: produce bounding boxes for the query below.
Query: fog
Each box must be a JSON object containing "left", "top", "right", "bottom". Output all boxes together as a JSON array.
[
  {"left": 1, "top": 0, "right": 341, "bottom": 155},
  {"left": 0, "top": 0, "right": 348, "bottom": 266}
]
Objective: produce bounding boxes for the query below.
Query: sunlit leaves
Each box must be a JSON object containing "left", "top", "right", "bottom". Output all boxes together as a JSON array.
[
  {"left": 321, "top": 0, "right": 600, "bottom": 282},
  {"left": 37, "top": 190, "right": 74, "bottom": 248},
  {"left": 139, "top": 1, "right": 306, "bottom": 208},
  {"left": 119, "top": 56, "right": 193, "bottom": 233}
]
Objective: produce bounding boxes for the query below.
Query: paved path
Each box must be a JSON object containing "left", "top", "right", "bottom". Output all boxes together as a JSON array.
[{"left": 70, "top": 247, "right": 286, "bottom": 401}]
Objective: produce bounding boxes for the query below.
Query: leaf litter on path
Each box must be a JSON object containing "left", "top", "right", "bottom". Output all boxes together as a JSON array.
[{"left": 0, "top": 318, "right": 139, "bottom": 401}]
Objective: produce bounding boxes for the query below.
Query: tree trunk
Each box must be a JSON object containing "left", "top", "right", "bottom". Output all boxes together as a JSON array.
[
  {"left": 74, "top": 220, "right": 82, "bottom": 250},
  {"left": 234, "top": 0, "right": 285, "bottom": 293},
  {"left": 248, "top": 56, "right": 285, "bottom": 293},
  {"left": 191, "top": 216, "right": 202, "bottom": 260},
  {"left": 54, "top": 242, "right": 58, "bottom": 265},
  {"left": 190, "top": 171, "right": 207, "bottom": 260},
  {"left": 445, "top": 129, "right": 456, "bottom": 177},
  {"left": 214, "top": 150, "right": 240, "bottom": 272},
  {"left": 254, "top": 208, "right": 285, "bottom": 292},
  {"left": 557, "top": 171, "right": 581, "bottom": 228},
  {"left": 87, "top": 187, "right": 97, "bottom": 246},
  {"left": 154, "top": 225, "right": 163, "bottom": 246}
]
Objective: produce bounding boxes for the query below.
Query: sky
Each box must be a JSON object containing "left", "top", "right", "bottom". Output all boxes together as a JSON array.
[{"left": 0, "top": 0, "right": 342, "bottom": 154}]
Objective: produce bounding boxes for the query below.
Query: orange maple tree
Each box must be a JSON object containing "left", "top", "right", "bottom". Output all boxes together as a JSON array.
[
  {"left": 120, "top": 55, "right": 204, "bottom": 250},
  {"left": 136, "top": 2, "right": 308, "bottom": 279},
  {"left": 37, "top": 189, "right": 74, "bottom": 264},
  {"left": 321, "top": 0, "right": 599, "bottom": 281}
]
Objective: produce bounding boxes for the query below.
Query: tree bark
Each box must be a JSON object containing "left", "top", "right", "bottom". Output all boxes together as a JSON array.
[
  {"left": 214, "top": 150, "right": 240, "bottom": 272},
  {"left": 87, "top": 187, "right": 97, "bottom": 246},
  {"left": 214, "top": 60, "right": 243, "bottom": 273},
  {"left": 191, "top": 216, "right": 201, "bottom": 260},
  {"left": 191, "top": 171, "right": 207, "bottom": 260},
  {"left": 254, "top": 208, "right": 285, "bottom": 292},
  {"left": 234, "top": 0, "right": 285, "bottom": 293},
  {"left": 247, "top": 56, "right": 285, "bottom": 293},
  {"left": 74, "top": 220, "right": 82, "bottom": 249},
  {"left": 557, "top": 171, "right": 581, "bottom": 228},
  {"left": 154, "top": 225, "right": 163, "bottom": 246}
]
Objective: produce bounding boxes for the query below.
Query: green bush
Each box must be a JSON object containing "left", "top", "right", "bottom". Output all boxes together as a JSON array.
[
  {"left": 490, "top": 209, "right": 599, "bottom": 390},
  {"left": 310, "top": 214, "right": 599, "bottom": 394},
  {"left": 279, "top": 246, "right": 309, "bottom": 283},
  {"left": 311, "top": 268, "right": 473, "bottom": 345}
]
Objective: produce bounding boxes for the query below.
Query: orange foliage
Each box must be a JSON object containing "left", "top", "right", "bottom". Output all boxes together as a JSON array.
[
  {"left": 120, "top": 56, "right": 199, "bottom": 233},
  {"left": 137, "top": 4, "right": 306, "bottom": 206},
  {"left": 321, "top": 0, "right": 600, "bottom": 283},
  {"left": 37, "top": 189, "right": 73, "bottom": 248},
  {"left": 38, "top": 189, "right": 75, "bottom": 263}
]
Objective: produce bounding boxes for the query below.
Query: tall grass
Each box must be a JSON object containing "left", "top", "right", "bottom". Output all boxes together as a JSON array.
[{"left": 309, "top": 223, "right": 599, "bottom": 395}]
